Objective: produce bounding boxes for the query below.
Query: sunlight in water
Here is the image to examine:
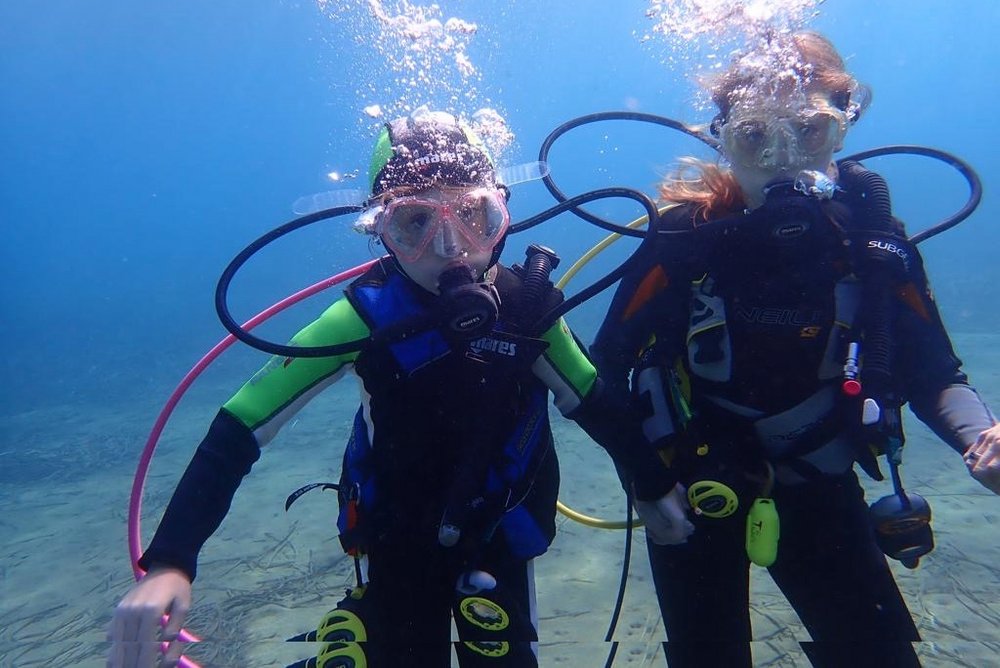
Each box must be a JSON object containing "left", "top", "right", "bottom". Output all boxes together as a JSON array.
[
  {"left": 318, "top": 3, "right": 480, "bottom": 116},
  {"left": 640, "top": 0, "right": 824, "bottom": 111}
]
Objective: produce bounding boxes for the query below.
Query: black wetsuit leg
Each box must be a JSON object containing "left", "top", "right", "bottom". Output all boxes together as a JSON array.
[
  {"left": 769, "top": 471, "right": 921, "bottom": 668},
  {"left": 452, "top": 558, "right": 538, "bottom": 667},
  {"left": 647, "top": 510, "right": 754, "bottom": 667},
  {"left": 647, "top": 470, "right": 921, "bottom": 667},
  {"left": 363, "top": 543, "right": 455, "bottom": 667},
  {"left": 362, "top": 545, "right": 539, "bottom": 667}
]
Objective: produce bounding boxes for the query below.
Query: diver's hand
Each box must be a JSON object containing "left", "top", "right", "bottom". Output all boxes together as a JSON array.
[
  {"left": 108, "top": 567, "right": 191, "bottom": 668},
  {"left": 634, "top": 484, "right": 695, "bottom": 545},
  {"left": 966, "top": 424, "right": 1000, "bottom": 495}
]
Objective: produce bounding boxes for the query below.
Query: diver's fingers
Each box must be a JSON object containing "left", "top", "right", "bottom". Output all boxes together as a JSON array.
[
  {"left": 107, "top": 641, "right": 156, "bottom": 668},
  {"left": 107, "top": 604, "right": 132, "bottom": 667},
  {"left": 967, "top": 427, "right": 999, "bottom": 470},
  {"left": 160, "top": 637, "right": 185, "bottom": 667},
  {"left": 670, "top": 497, "right": 695, "bottom": 543},
  {"left": 107, "top": 639, "right": 159, "bottom": 668},
  {"left": 136, "top": 605, "right": 167, "bottom": 667},
  {"left": 664, "top": 501, "right": 695, "bottom": 542},
  {"left": 965, "top": 438, "right": 987, "bottom": 472},
  {"left": 138, "top": 638, "right": 163, "bottom": 668},
  {"left": 160, "top": 598, "right": 190, "bottom": 642},
  {"left": 109, "top": 602, "right": 161, "bottom": 667},
  {"left": 979, "top": 423, "right": 1000, "bottom": 450},
  {"left": 676, "top": 484, "right": 691, "bottom": 511},
  {"left": 972, "top": 441, "right": 998, "bottom": 475},
  {"left": 157, "top": 595, "right": 190, "bottom": 666},
  {"left": 970, "top": 431, "right": 990, "bottom": 456},
  {"left": 138, "top": 604, "right": 164, "bottom": 644},
  {"left": 106, "top": 628, "right": 125, "bottom": 668},
  {"left": 636, "top": 491, "right": 695, "bottom": 545},
  {"left": 966, "top": 431, "right": 1000, "bottom": 494},
  {"left": 663, "top": 498, "right": 686, "bottom": 524},
  {"left": 643, "top": 522, "right": 673, "bottom": 546}
]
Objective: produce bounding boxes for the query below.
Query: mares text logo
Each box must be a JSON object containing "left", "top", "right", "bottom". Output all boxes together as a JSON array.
[
  {"left": 469, "top": 336, "right": 517, "bottom": 357},
  {"left": 414, "top": 152, "right": 459, "bottom": 167}
]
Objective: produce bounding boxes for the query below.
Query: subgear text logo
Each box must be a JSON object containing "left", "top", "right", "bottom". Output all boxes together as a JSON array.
[
  {"left": 867, "top": 239, "right": 910, "bottom": 268},
  {"left": 469, "top": 336, "right": 517, "bottom": 357}
]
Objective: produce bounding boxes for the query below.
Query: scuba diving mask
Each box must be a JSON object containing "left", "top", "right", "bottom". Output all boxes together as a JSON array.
[
  {"left": 376, "top": 187, "right": 510, "bottom": 262},
  {"left": 719, "top": 107, "right": 847, "bottom": 170}
]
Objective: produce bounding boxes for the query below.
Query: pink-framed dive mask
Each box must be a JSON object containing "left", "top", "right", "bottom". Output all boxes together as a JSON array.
[{"left": 376, "top": 187, "right": 510, "bottom": 263}]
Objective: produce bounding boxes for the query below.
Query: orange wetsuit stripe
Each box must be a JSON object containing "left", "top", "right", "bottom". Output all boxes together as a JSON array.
[
  {"left": 622, "top": 265, "right": 669, "bottom": 321},
  {"left": 897, "top": 282, "right": 931, "bottom": 321}
]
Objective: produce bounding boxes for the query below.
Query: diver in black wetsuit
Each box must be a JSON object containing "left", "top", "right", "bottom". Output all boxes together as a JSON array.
[{"left": 590, "top": 31, "right": 1000, "bottom": 668}]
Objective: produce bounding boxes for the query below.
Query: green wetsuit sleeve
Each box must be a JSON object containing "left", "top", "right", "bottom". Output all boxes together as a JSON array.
[
  {"left": 532, "top": 317, "right": 598, "bottom": 415},
  {"left": 222, "top": 296, "right": 370, "bottom": 445}
]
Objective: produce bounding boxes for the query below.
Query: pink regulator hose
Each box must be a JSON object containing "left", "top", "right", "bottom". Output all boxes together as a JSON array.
[{"left": 127, "top": 259, "right": 378, "bottom": 667}]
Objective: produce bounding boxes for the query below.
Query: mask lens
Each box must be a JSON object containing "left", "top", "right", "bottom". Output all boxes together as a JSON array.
[
  {"left": 728, "top": 119, "right": 769, "bottom": 156},
  {"left": 794, "top": 111, "right": 840, "bottom": 154},
  {"left": 382, "top": 201, "right": 440, "bottom": 260},
  {"left": 456, "top": 190, "right": 509, "bottom": 246}
]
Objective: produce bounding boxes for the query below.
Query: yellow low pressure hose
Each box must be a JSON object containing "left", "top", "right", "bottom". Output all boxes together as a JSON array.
[{"left": 553, "top": 210, "right": 660, "bottom": 529}]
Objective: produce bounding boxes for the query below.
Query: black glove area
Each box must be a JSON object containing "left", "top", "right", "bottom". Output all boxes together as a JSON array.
[{"left": 568, "top": 378, "right": 678, "bottom": 501}]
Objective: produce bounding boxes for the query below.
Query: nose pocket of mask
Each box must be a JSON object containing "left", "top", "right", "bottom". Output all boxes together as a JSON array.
[{"left": 432, "top": 221, "right": 464, "bottom": 258}]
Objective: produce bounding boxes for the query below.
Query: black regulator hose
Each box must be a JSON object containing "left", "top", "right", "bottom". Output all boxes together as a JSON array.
[
  {"left": 215, "top": 204, "right": 374, "bottom": 358},
  {"left": 835, "top": 148, "right": 982, "bottom": 390},
  {"left": 508, "top": 187, "right": 662, "bottom": 326},
  {"left": 841, "top": 145, "right": 982, "bottom": 244},
  {"left": 603, "top": 486, "right": 635, "bottom": 668},
  {"left": 520, "top": 244, "right": 560, "bottom": 324},
  {"left": 510, "top": 186, "right": 657, "bottom": 238},
  {"left": 542, "top": 252, "right": 638, "bottom": 327},
  {"left": 537, "top": 111, "right": 718, "bottom": 231},
  {"left": 838, "top": 159, "right": 894, "bottom": 233},
  {"left": 834, "top": 160, "right": 897, "bottom": 389},
  {"left": 217, "top": 139, "right": 981, "bottom": 360}
]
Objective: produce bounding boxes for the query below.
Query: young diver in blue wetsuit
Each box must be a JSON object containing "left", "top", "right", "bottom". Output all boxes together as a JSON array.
[
  {"left": 589, "top": 31, "right": 1000, "bottom": 667},
  {"left": 107, "top": 110, "right": 660, "bottom": 668}
]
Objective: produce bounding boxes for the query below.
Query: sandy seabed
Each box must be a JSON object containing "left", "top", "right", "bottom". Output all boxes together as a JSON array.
[{"left": 2, "top": 333, "right": 998, "bottom": 667}]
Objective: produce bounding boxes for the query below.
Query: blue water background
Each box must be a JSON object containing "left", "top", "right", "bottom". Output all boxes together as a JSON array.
[
  {"left": 2, "top": 0, "right": 998, "bottom": 417},
  {"left": 1, "top": 0, "right": 998, "bottom": 663}
]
